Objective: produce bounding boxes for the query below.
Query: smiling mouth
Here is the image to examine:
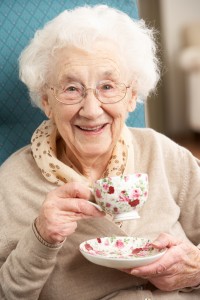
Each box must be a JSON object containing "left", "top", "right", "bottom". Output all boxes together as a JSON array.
[{"left": 76, "top": 124, "right": 107, "bottom": 132}]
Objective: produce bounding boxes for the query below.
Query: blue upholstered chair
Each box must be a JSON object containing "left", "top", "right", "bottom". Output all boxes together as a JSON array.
[{"left": 0, "top": 0, "right": 145, "bottom": 165}]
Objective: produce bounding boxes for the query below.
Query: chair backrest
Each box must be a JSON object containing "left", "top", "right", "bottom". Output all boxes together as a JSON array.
[{"left": 0, "top": 0, "right": 145, "bottom": 165}]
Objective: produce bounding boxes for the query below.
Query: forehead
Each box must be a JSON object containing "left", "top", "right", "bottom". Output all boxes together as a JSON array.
[{"left": 50, "top": 46, "right": 124, "bottom": 83}]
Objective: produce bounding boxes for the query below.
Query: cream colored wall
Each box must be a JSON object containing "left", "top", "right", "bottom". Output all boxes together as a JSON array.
[
  {"left": 159, "top": 0, "right": 200, "bottom": 135},
  {"left": 138, "top": 0, "right": 200, "bottom": 136}
]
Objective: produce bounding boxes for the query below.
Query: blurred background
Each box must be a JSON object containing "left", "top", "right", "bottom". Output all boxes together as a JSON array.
[{"left": 138, "top": 0, "right": 200, "bottom": 158}]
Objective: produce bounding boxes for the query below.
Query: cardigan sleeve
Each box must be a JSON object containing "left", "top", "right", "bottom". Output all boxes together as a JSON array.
[
  {"left": 177, "top": 148, "right": 200, "bottom": 246},
  {"left": 0, "top": 222, "right": 62, "bottom": 300},
  {"left": 0, "top": 149, "right": 63, "bottom": 300}
]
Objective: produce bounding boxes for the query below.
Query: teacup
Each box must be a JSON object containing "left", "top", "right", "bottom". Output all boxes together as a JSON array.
[{"left": 93, "top": 173, "right": 148, "bottom": 222}]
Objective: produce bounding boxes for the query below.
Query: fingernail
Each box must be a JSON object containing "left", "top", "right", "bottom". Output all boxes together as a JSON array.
[
  {"left": 131, "top": 269, "right": 139, "bottom": 275},
  {"left": 152, "top": 240, "right": 162, "bottom": 247}
]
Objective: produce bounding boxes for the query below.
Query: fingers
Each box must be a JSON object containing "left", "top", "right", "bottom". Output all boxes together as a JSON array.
[
  {"left": 36, "top": 182, "right": 105, "bottom": 244},
  {"left": 129, "top": 261, "right": 169, "bottom": 278},
  {"left": 120, "top": 234, "right": 200, "bottom": 291},
  {"left": 47, "top": 182, "right": 104, "bottom": 217},
  {"left": 119, "top": 263, "right": 166, "bottom": 277},
  {"left": 152, "top": 232, "right": 181, "bottom": 249},
  {"left": 53, "top": 181, "right": 91, "bottom": 199},
  {"left": 129, "top": 248, "right": 177, "bottom": 278},
  {"left": 47, "top": 194, "right": 104, "bottom": 218},
  {"left": 122, "top": 233, "right": 183, "bottom": 278}
]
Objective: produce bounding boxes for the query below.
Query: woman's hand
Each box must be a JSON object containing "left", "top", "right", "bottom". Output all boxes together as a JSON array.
[
  {"left": 35, "top": 182, "right": 104, "bottom": 244},
  {"left": 121, "top": 233, "right": 200, "bottom": 291}
]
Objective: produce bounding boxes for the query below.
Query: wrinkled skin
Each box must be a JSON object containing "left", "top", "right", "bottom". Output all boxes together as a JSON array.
[
  {"left": 36, "top": 182, "right": 105, "bottom": 244},
  {"left": 121, "top": 233, "right": 200, "bottom": 291}
]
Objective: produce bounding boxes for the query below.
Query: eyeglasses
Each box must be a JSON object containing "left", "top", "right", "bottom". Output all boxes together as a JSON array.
[{"left": 49, "top": 81, "right": 131, "bottom": 105}]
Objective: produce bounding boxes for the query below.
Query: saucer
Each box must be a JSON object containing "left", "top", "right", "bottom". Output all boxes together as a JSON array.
[{"left": 79, "top": 236, "right": 166, "bottom": 269}]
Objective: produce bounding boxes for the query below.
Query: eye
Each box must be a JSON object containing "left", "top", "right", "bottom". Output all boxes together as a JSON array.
[
  {"left": 59, "top": 82, "right": 83, "bottom": 100},
  {"left": 101, "top": 83, "right": 115, "bottom": 90},
  {"left": 60, "top": 82, "right": 83, "bottom": 95},
  {"left": 63, "top": 85, "right": 79, "bottom": 93},
  {"left": 98, "top": 82, "right": 117, "bottom": 97}
]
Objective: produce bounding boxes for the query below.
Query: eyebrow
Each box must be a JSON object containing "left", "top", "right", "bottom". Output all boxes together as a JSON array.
[
  {"left": 58, "top": 65, "right": 121, "bottom": 85},
  {"left": 59, "top": 75, "right": 79, "bottom": 83},
  {"left": 102, "top": 70, "right": 119, "bottom": 80},
  {"left": 60, "top": 71, "right": 119, "bottom": 82}
]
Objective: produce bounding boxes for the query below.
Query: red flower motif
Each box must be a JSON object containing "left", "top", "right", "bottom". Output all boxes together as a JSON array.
[
  {"left": 108, "top": 186, "right": 115, "bottom": 194},
  {"left": 97, "top": 238, "right": 102, "bottom": 243},
  {"left": 132, "top": 247, "right": 143, "bottom": 255},
  {"left": 115, "top": 240, "right": 125, "bottom": 248},
  {"left": 124, "top": 176, "right": 130, "bottom": 182},
  {"left": 95, "top": 189, "right": 102, "bottom": 198},
  {"left": 132, "top": 189, "right": 141, "bottom": 198},
  {"left": 136, "top": 173, "right": 141, "bottom": 177},
  {"left": 119, "top": 191, "right": 129, "bottom": 202},
  {"left": 129, "top": 199, "right": 140, "bottom": 207},
  {"left": 85, "top": 243, "right": 93, "bottom": 251},
  {"left": 103, "top": 183, "right": 109, "bottom": 191},
  {"left": 132, "top": 243, "right": 153, "bottom": 256},
  {"left": 114, "top": 207, "right": 118, "bottom": 213}
]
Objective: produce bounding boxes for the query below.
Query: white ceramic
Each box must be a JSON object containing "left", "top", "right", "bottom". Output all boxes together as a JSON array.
[
  {"left": 93, "top": 174, "right": 148, "bottom": 221},
  {"left": 88, "top": 201, "right": 103, "bottom": 211},
  {"left": 80, "top": 236, "right": 166, "bottom": 269}
]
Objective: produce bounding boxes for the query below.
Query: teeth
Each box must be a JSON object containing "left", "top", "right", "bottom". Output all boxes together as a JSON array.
[{"left": 79, "top": 125, "right": 103, "bottom": 131}]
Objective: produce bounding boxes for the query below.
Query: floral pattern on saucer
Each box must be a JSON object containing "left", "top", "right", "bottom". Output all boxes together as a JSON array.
[{"left": 80, "top": 236, "right": 162, "bottom": 259}]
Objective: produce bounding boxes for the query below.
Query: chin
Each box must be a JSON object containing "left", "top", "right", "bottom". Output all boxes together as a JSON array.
[{"left": 78, "top": 144, "right": 110, "bottom": 158}]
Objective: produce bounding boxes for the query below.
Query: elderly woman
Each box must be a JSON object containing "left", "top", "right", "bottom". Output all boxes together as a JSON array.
[{"left": 0, "top": 5, "right": 200, "bottom": 300}]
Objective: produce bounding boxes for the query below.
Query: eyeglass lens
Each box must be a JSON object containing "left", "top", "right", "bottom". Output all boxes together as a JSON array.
[{"left": 54, "top": 81, "right": 127, "bottom": 104}]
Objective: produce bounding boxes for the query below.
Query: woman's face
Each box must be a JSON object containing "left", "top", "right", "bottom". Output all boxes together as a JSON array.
[{"left": 42, "top": 45, "right": 137, "bottom": 160}]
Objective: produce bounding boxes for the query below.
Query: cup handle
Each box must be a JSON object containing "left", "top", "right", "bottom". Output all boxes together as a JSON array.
[
  {"left": 89, "top": 187, "right": 94, "bottom": 195},
  {"left": 87, "top": 201, "right": 103, "bottom": 211},
  {"left": 88, "top": 188, "right": 103, "bottom": 211}
]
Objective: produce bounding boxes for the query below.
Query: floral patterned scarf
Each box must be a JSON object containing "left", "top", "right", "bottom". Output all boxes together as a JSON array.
[{"left": 31, "top": 120, "right": 134, "bottom": 187}]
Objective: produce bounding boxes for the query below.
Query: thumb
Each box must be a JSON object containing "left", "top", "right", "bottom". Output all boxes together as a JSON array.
[{"left": 152, "top": 233, "right": 181, "bottom": 249}]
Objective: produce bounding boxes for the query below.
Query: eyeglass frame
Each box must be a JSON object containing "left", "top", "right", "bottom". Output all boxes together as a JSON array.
[{"left": 47, "top": 81, "right": 132, "bottom": 105}]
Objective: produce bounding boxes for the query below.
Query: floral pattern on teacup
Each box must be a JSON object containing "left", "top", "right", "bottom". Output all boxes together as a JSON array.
[
  {"left": 80, "top": 236, "right": 163, "bottom": 259},
  {"left": 94, "top": 174, "right": 148, "bottom": 215}
]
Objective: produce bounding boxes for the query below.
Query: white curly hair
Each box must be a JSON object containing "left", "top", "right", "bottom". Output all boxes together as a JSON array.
[{"left": 19, "top": 5, "right": 160, "bottom": 109}]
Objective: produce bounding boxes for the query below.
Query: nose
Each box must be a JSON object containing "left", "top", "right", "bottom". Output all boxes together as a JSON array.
[{"left": 79, "top": 88, "right": 103, "bottom": 119}]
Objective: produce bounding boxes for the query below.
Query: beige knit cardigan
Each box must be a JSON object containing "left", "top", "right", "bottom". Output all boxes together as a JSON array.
[{"left": 0, "top": 128, "right": 200, "bottom": 300}]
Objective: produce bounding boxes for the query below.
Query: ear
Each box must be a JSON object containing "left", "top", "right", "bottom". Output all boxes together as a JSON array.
[
  {"left": 41, "top": 94, "right": 53, "bottom": 119},
  {"left": 127, "top": 91, "right": 137, "bottom": 112}
]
